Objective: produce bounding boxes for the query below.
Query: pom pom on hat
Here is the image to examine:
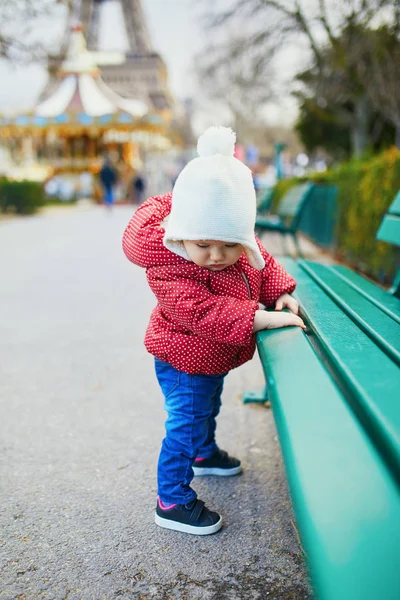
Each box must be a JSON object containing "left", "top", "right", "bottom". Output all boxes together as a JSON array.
[
  {"left": 197, "top": 126, "right": 236, "bottom": 158},
  {"left": 164, "top": 125, "right": 265, "bottom": 270}
]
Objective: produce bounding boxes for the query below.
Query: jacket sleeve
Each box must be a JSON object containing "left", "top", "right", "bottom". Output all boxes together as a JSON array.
[
  {"left": 257, "top": 238, "right": 296, "bottom": 308},
  {"left": 147, "top": 266, "right": 259, "bottom": 346},
  {"left": 122, "top": 194, "right": 178, "bottom": 268}
]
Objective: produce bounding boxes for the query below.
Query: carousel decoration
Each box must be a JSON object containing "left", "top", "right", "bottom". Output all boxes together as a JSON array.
[{"left": 0, "top": 24, "right": 173, "bottom": 182}]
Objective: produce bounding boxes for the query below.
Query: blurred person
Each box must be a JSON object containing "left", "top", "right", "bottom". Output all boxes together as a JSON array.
[
  {"left": 133, "top": 172, "right": 147, "bottom": 205},
  {"left": 122, "top": 127, "right": 304, "bottom": 536},
  {"left": 99, "top": 158, "right": 118, "bottom": 208}
]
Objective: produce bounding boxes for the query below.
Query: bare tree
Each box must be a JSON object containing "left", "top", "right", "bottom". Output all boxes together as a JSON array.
[
  {"left": 295, "top": 23, "right": 400, "bottom": 155},
  {"left": 365, "top": 37, "right": 400, "bottom": 147},
  {"left": 196, "top": 32, "right": 277, "bottom": 141},
  {"left": 198, "top": 0, "right": 398, "bottom": 156},
  {"left": 0, "top": 0, "right": 70, "bottom": 61}
]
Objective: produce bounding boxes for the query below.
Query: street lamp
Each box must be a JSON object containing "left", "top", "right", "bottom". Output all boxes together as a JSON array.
[{"left": 274, "top": 142, "right": 286, "bottom": 180}]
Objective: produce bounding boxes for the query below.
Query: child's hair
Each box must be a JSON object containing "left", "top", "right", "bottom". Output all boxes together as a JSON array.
[{"left": 163, "top": 126, "right": 265, "bottom": 270}]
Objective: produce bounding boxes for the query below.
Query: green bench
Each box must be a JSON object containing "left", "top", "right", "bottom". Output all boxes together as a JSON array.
[
  {"left": 256, "top": 182, "right": 339, "bottom": 254},
  {"left": 246, "top": 194, "right": 400, "bottom": 599},
  {"left": 255, "top": 182, "right": 315, "bottom": 254},
  {"left": 256, "top": 186, "right": 274, "bottom": 215}
]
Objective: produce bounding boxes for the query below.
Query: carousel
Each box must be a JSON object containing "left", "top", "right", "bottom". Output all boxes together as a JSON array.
[{"left": 0, "top": 25, "right": 173, "bottom": 199}]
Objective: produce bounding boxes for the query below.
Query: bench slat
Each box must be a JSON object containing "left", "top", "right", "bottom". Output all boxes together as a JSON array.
[
  {"left": 257, "top": 324, "right": 400, "bottom": 600},
  {"left": 388, "top": 190, "right": 400, "bottom": 216},
  {"left": 278, "top": 182, "right": 314, "bottom": 217},
  {"left": 300, "top": 260, "right": 400, "bottom": 365},
  {"left": 256, "top": 188, "right": 274, "bottom": 214},
  {"left": 255, "top": 184, "right": 315, "bottom": 234},
  {"left": 376, "top": 214, "right": 400, "bottom": 246},
  {"left": 280, "top": 258, "right": 400, "bottom": 480},
  {"left": 255, "top": 216, "right": 285, "bottom": 231},
  {"left": 330, "top": 265, "right": 400, "bottom": 323}
]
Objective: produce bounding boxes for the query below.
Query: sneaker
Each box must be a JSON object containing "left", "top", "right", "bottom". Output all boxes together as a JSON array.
[
  {"left": 192, "top": 449, "right": 242, "bottom": 477},
  {"left": 155, "top": 498, "right": 222, "bottom": 535}
]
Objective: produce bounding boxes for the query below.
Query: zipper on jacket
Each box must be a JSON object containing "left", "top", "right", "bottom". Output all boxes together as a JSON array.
[{"left": 240, "top": 272, "right": 251, "bottom": 299}]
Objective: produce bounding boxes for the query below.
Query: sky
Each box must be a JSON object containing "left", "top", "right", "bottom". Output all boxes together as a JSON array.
[{"left": 0, "top": 0, "right": 300, "bottom": 127}]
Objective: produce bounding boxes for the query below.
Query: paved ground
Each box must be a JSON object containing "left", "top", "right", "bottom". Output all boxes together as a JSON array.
[{"left": 0, "top": 203, "right": 313, "bottom": 599}]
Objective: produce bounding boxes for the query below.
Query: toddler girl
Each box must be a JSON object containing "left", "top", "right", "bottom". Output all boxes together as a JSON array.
[{"left": 122, "top": 127, "right": 305, "bottom": 535}]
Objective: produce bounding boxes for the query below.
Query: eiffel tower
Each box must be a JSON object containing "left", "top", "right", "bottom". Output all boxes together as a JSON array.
[
  {"left": 80, "top": 0, "right": 151, "bottom": 54},
  {"left": 46, "top": 0, "right": 172, "bottom": 112}
]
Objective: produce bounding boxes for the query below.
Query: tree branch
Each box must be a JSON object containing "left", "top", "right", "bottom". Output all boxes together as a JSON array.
[{"left": 318, "top": 0, "right": 337, "bottom": 45}]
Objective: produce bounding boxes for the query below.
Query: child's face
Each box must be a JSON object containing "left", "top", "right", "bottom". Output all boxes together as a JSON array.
[{"left": 183, "top": 240, "right": 243, "bottom": 271}]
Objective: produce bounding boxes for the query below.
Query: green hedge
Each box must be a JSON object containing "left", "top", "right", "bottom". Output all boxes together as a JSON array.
[
  {"left": 0, "top": 178, "right": 45, "bottom": 215},
  {"left": 273, "top": 147, "right": 400, "bottom": 283}
]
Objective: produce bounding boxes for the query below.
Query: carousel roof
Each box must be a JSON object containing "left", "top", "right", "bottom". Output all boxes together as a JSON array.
[
  {"left": 0, "top": 25, "right": 166, "bottom": 135},
  {"left": 36, "top": 72, "right": 148, "bottom": 120}
]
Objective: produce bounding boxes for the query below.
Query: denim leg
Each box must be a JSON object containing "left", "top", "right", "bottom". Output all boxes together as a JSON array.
[
  {"left": 196, "top": 378, "right": 224, "bottom": 458},
  {"left": 104, "top": 187, "right": 114, "bottom": 205},
  {"left": 155, "top": 359, "right": 226, "bottom": 504}
]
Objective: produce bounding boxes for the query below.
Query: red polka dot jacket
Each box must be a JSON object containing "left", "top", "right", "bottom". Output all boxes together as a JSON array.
[{"left": 122, "top": 193, "right": 296, "bottom": 374}]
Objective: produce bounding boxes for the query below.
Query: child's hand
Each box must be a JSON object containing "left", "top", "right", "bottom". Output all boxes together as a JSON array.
[
  {"left": 253, "top": 309, "right": 306, "bottom": 332},
  {"left": 275, "top": 293, "right": 299, "bottom": 315}
]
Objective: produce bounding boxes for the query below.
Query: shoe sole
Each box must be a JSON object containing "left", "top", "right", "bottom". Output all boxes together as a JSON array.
[
  {"left": 192, "top": 465, "right": 242, "bottom": 476},
  {"left": 155, "top": 514, "right": 223, "bottom": 535}
]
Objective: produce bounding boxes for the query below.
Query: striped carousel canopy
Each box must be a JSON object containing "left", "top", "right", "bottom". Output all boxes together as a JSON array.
[{"left": 0, "top": 25, "right": 164, "bottom": 134}]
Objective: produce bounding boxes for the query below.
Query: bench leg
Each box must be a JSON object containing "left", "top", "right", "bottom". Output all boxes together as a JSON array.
[
  {"left": 293, "top": 233, "right": 302, "bottom": 257},
  {"left": 243, "top": 386, "right": 268, "bottom": 404},
  {"left": 389, "top": 268, "right": 400, "bottom": 299}
]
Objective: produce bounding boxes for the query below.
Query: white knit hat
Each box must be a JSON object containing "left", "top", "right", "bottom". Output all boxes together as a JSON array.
[{"left": 163, "top": 126, "right": 265, "bottom": 270}]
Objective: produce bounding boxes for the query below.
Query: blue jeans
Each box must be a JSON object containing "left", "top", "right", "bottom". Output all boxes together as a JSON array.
[
  {"left": 155, "top": 358, "right": 227, "bottom": 504},
  {"left": 104, "top": 187, "right": 114, "bottom": 205}
]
